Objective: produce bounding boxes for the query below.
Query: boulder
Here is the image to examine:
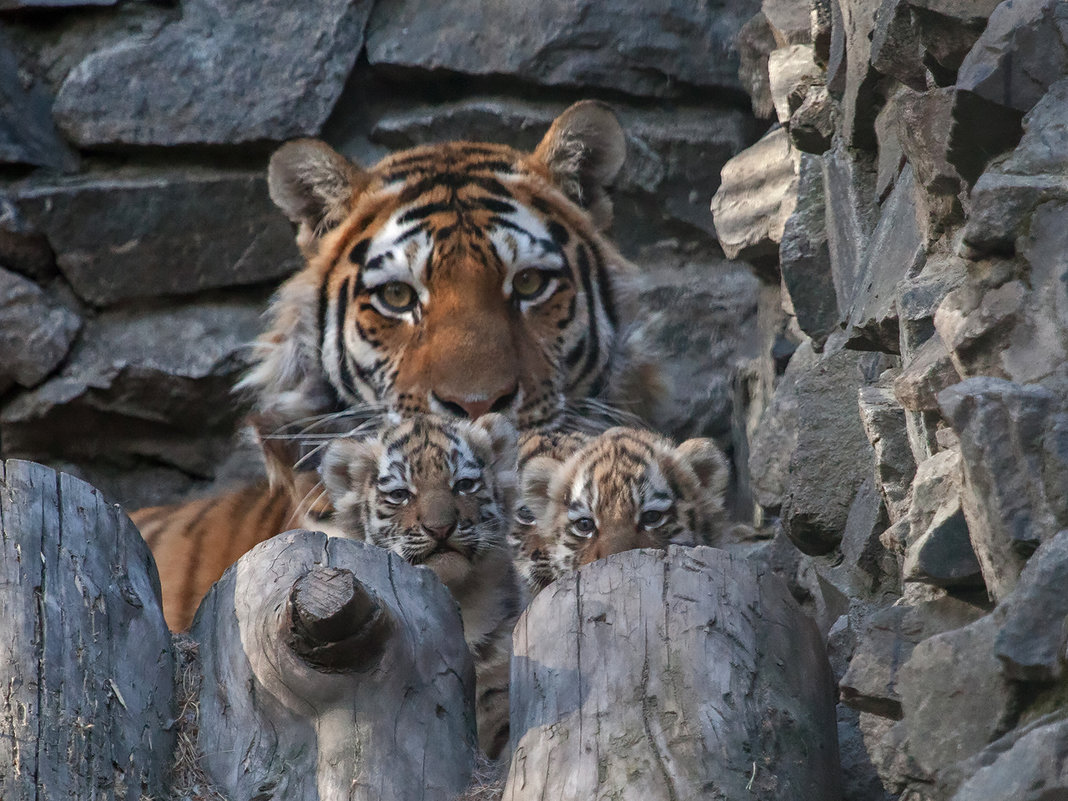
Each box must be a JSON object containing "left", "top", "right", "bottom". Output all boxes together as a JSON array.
[
  {"left": 995, "top": 529, "right": 1068, "bottom": 682},
  {"left": 737, "top": 11, "right": 779, "bottom": 119},
  {"left": 1, "top": 301, "right": 262, "bottom": 476},
  {"left": 938, "top": 377, "right": 1060, "bottom": 600},
  {"left": 949, "top": 715, "right": 1068, "bottom": 801},
  {"left": 822, "top": 141, "right": 878, "bottom": 320},
  {"left": 789, "top": 82, "right": 835, "bottom": 154},
  {"left": 53, "top": 0, "right": 370, "bottom": 145},
  {"left": 870, "top": 0, "right": 925, "bottom": 91},
  {"left": 0, "top": 199, "right": 56, "bottom": 282},
  {"left": 893, "top": 333, "right": 960, "bottom": 412},
  {"left": 365, "top": 0, "right": 762, "bottom": 97},
  {"left": 957, "top": 0, "right": 1068, "bottom": 114},
  {"left": 779, "top": 153, "right": 839, "bottom": 343},
  {"left": 711, "top": 126, "right": 799, "bottom": 269},
  {"left": 768, "top": 44, "right": 821, "bottom": 124},
  {"left": 5, "top": 171, "right": 300, "bottom": 306},
  {"left": 837, "top": 0, "right": 885, "bottom": 150},
  {"left": 859, "top": 384, "right": 917, "bottom": 524},
  {"left": 763, "top": 0, "right": 814, "bottom": 44},
  {"left": 895, "top": 251, "right": 967, "bottom": 361},
  {"left": 0, "top": 31, "right": 78, "bottom": 171},
  {"left": 897, "top": 614, "right": 1019, "bottom": 781},
  {"left": 0, "top": 268, "right": 81, "bottom": 393}
]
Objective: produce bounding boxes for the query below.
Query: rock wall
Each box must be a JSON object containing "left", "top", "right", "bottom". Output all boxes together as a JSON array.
[
  {"left": 714, "top": 0, "right": 1068, "bottom": 798},
  {"left": 0, "top": 0, "right": 763, "bottom": 509}
]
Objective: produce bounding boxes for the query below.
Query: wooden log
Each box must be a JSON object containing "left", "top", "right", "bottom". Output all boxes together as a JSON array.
[
  {"left": 192, "top": 528, "right": 478, "bottom": 801},
  {"left": 504, "top": 545, "right": 841, "bottom": 801},
  {"left": 0, "top": 459, "right": 175, "bottom": 801}
]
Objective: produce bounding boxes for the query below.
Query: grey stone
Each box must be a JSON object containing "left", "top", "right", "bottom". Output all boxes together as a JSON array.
[
  {"left": 0, "top": 31, "right": 78, "bottom": 171},
  {"left": 53, "top": 0, "right": 370, "bottom": 146},
  {"left": 911, "top": 7, "right": 990, "bottom": 77},
  {"left": 823, "top": 141, "right": 878, "bottom": 321},
  {"left": 846, "top": 165, "right": 925, "bottom": 353},
  {"left": 838, "top": 0, "right": 885, "bottom": 150},
  {"left": 904, "top": 449, "right": 983, "bottom": 588},
  {"left": 365, "top": 0, "right": 761, "bottom": 98},
  {"left": 949, "top": 715, "right": 1068, "bottom": 801},
  {"left": 0, "top": 198, "right": 56, "bottom": 282},
  {"left": 763, "top": 0, "right": 813, "bottom": 44},
  {"left": 934, "top": 281, "right": 1027, "bottom": 381},
  {"left": 864, "top": 715, "right": 919, "bottom": 794},
  {"left": 893, "top": 333, "right": 960, "bottom": 412},
  {"left": 838, "top": 704, "right": 896, "bottom": 801},
  {"left": 5, "top": 171, "right": 300, "bottom": 307},
  {"left": 813, "top": 0, "right": 833, "bottom": 64},
  {"left": 840, "top": 594, "right": 984, "bottom": 718},
  {"left": 859, "top": 385, "right": 917, "bottom": 524},
  {"left": 822, "top": 475, "right": 898, "bottom": 599},
  {"left": 788, "top": 82, "right": 834, "bottom": 154},
  {"left": 957, "top": 0, "right": 1068, "bottom": 114},
  {"left": 0, "top": 268, "right": 81, "bottom": 392},
  {"left": 896, "top": 251, "right": 967, "bottom": 361},
  {"left": 871, "top": 0, "right": 925, "bottom": 90},
  {"left": 711, "top": 126, "right": 799, "bottom": 267},
  {"left": 779, "top": 153, "right": 839, "bottom": 344},
  {"left": 938, "top": 377, "right": 1060, "bottom": 600},
  {"left": 995, "top": 529, "right": 1068, "bottom": 682},
  {"left": 768, "top": 44, "right": 821, "bottom": 124},
  {"left": 0, "top": 0, "right": 117, "bottom": 6},
  {"left": 874, "top": 89, "right": 907, "bottom": 200},
  {"left": 907, "top": 0, "right": 1002, "bottom": 20},
  {"left": 780, "top": 345, "right": 879, "bottom": 555},
  {"left": 748, "top": 339, "right": 817, "bottom": 513},
  {"left": 737, "top": 12, "right": 778, "bottom": 120},
  {"left": 897, "top": 614, "right": 1018, "bottom": 779},
  {"left": 1, "top": 301, "right": 263, "bottom": 475}
]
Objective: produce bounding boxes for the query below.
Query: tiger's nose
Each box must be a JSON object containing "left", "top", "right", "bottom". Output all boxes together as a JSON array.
[
  {"left": 422, "top": 523, "right": 456, "bottom": 542},
  {"left": 432, "top": 384, "right": 518, "bottom": 419}
]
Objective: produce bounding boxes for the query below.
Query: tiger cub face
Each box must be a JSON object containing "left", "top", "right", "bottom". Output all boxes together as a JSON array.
[
  {"left": 521, "top": 427, "right": 730, "bottom": 578},
  {"left": 321, "top": 413, "right": 518, "bottom": 592},
  {"left": 511, "top": 429, "right": 591, "bottom": 595}
]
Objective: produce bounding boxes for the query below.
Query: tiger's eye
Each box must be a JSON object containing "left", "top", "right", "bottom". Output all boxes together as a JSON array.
[
  {"left": 383, "top": 487, "right": 411, "bottom": 504},
  {"left": 454, "top": 477, "right": 480, "bottom": 495},
  {"left": 513, "top": 268, "right": 548, "bottom": 300},
  {"left": 377, "top": 281, "right": 417, "bottom": 312},
  {"left": 639, "top": 509, "right": 666, "bottom": 529},
  {"left": 572, "top": 517, "right": 596, "bottom": 538}
]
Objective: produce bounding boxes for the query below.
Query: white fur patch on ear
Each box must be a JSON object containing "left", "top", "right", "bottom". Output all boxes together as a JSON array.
[
  {"left": 532, "top": 100, "right": 626, "bottom": 230},
  {"left": 470, "top": 413, "right": 519, "bottom": 475},
  {"left": 520, "top": 455, "right": 563, "bottom": 521},
  {"left": 321, "top": 437, "right": 382, "bottom": 502},
  {"left": 268, "top": 139, "right": 367, "bottom": 239},
  {"left": 675, "top": 438, "right": 730, "bottom": 500}
]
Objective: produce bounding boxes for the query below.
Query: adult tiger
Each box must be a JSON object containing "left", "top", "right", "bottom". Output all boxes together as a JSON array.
[{"left": 134, "top": 101, "right": 664, "bottom": 630}]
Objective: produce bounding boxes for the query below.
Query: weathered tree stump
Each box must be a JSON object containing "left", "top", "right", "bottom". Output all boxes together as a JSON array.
[
  {"left": 505, "top": 545, "right": 840, "bottom": 800},
  {"left": 191, "top": 528, "right": 478, "bottom": 801},
  {"left": 0, "top": 459, "right": 175, "bottom": 801}
]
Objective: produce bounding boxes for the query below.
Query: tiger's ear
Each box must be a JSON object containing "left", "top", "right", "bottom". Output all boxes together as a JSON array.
[
  {"left": 675, "top": 438, "right": 730, "bottom": 500},
  {"left": 321, "top": 437, "right": 382, "bottom": 502},
  {"left": 268, "top": 139, "right": 368, "bottom": 249},
  {"left": 532, "top": 100, "right": 626, "bottom": 230},
  {"left": 520, "top": 455, "right": 563, "bottom": 522},
  {"left": 469, "top": 413, "right": 519, "bottom": 476}
]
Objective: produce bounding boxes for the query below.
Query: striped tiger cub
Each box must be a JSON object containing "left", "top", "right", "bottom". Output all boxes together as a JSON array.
[
  {"left": 134, "top": 99, "right": 666, "bottom": 632},
  {"left": 519, "top": 427, "right": 730, "bottom": 586},
  {"left": 320, "top": 413, "right": 522, "bottom": 761}
]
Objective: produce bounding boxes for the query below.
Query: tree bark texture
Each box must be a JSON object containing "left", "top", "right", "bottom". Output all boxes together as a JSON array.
[
  {"left": 0, "top": 459, "right": 176, "bottom": 801},
  {"left": 504, "top": 545, "right": 841, "bottom": 801},
  {"left": 191, "top": 528, "right": 479, "bottom": 801}
]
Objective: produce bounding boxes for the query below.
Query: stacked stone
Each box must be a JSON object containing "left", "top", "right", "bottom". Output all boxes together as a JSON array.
[
  {"left": 0, "top": 0, "right": 765, "bottom": 509},
  {"left": 714, "top": 0, "right": 1068, "bottom": 798}
]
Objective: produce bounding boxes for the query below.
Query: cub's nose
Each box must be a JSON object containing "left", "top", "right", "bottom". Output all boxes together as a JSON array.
[
  {"left": 432, "top": 383, "right": 518, "bottom": 419},
  {"left": 422, "top": 523, "right": 455, "bottom": 542}
]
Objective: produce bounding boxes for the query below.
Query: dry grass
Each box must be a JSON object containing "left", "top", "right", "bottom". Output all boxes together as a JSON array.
[
  {"left": 167, "top": 634, "right": 229, "bottom": 801},
  {"left": 457, "top": 752, "right": 507, "bottom": 800}
]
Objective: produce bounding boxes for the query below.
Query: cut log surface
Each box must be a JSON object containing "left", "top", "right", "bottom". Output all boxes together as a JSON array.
[
  {"left": 505, "top": 545, "right": 840, "bottom": 801},
  {"left": 192, "top": 528, "right": 478, "bottom": 801},
  {"left": 0, "top": 459, "right": 175, "bottom": 801}
]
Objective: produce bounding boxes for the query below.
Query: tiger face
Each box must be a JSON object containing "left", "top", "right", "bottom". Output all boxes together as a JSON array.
[
  {"left": 245, "top": 101, "right": 657, "bottom": 469},
  {"left": 321, "top": 413, "right": 518, "bottom": 592},
  {"left": 521, "top": 427, "right": 730, "bottom": 580}
]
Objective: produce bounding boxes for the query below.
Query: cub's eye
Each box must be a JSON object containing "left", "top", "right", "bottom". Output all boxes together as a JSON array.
[
  {"left": 382, "top": 487, "right": 411, "bottom": 505},
  {"left": 512, "top": 268, "right": 550, "bottom": 300},
  {"left": 454, "top": 477, "right": 481, "bottom": 495},
  {"left": 640, "top": 509, "right": 667, "bottom": 529},
  {"left": 375, "top": 281, "right": 418, "bottom": 313},
  {"left": 515, "top": 505, "right": 536, "bottom": 526},
  {"left": 572, "top": 517, "right": 596, "bottom": 538}
]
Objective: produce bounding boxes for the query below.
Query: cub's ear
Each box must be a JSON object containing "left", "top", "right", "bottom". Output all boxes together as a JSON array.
[
  {"left": 470, "top": 413, "right": 520, "bottom": 475},
  {"left": 268, "top": 139, "right": 367, "bottom": 247},
  {"left": 320, "top": 436, "right": 382, "bottom": 502},
  {"left": 520, "top": 455, "right": 563, "bottom": 522},
  {"left": 675, "top": 438, "right": 730, "bottom": 501},
  {"left": 531, "top": 100, "right": 626, "bottom": 230}
]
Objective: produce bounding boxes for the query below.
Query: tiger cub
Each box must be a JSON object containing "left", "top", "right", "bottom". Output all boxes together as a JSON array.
[
  {"left": 520, "top": 427, "right": 730, "bottom": 582},
  {"left": 511, "top": 429, "right": 591, "bottom": 595},
  {"left": 321, "top": 413, "right": 521, "bottom": 760}
]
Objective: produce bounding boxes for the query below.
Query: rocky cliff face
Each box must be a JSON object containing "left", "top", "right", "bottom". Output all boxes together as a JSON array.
[
  {"left": 715, "top": 0, "right": 1068, "bottom": 798},
  {"left": 0, "top": 0, "right": 762, "bottom": 508}
]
